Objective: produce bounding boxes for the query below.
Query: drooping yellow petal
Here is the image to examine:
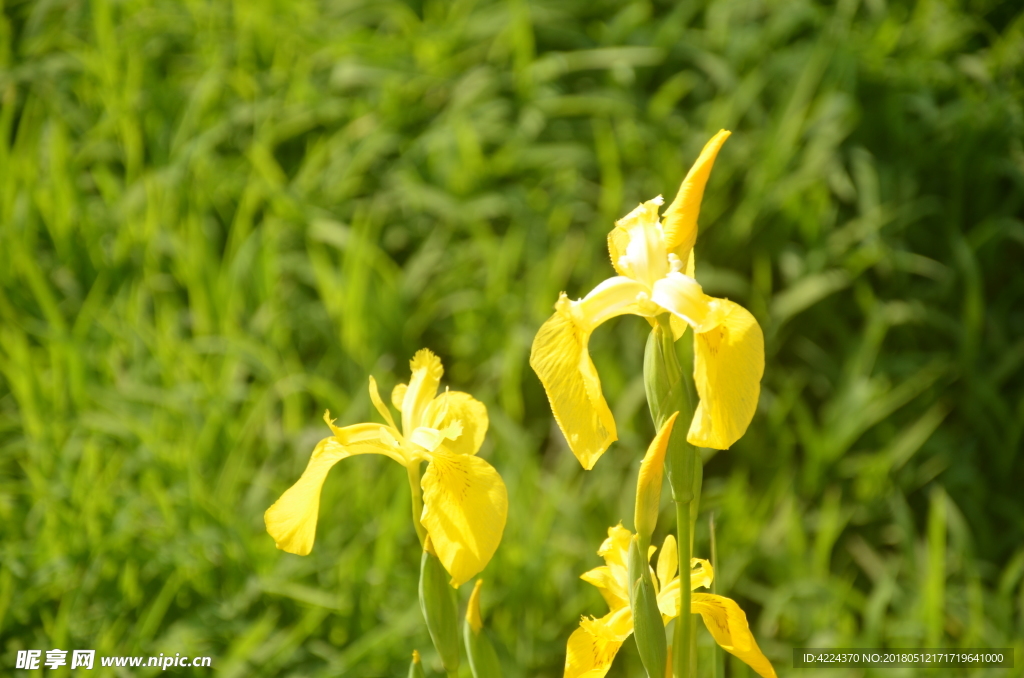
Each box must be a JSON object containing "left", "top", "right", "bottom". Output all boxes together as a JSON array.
[
  {"left": 402, "top": 349, "right": 444, "bottom": 433},
  {"left": 265, "top": 437, "right": 352, "bottom": 555},
  {"left": 691, "top": 593, "right": 777, "bottom": 678},
  {"left": 564, "top": 625, "right": 623, "bottom": 678},
  {"left": 529, "top": 298, "right": 615, "bottom": 469},
  {"left": 688, "top": 299, "right": 764, "bottom": 449},
  {"left": 323, "top": 415, "right": 409, "bottom": 464},
  {"left": 580, "top": 606, "right": 635, "bottom": 643},
  {"left": 661, "top": 130, "right": 731, "bottom": 259},
  {"left": 420, "top": 449, "right": 508, "bottom": 587},
  {"left": 424, "top": 390, "right": 489, "bottom": 456},
  {"left": 368, "top": 376, "right": 397, "bottom": 429},
  {"left": 530, "top": 278, "right": 649, "bottom": 468}
]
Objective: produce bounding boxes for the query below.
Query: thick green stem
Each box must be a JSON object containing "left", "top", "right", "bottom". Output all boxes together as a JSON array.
[
  {"left": 644, "top": 315, "right": 700, "bottom": 678},
  {"left": 407, "top": 461, "right": 427, "bottom": 546},
  {"left": 674, "top": 499, "right": 692, "bottom": 678}
]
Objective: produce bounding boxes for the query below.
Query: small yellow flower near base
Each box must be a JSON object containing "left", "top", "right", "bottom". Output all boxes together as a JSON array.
[
  {"left": 531, "top": 130, "right": 765, "bottom": 468},
  {"left": 265, "top": 349, "right": 507, "bottom": 588},
  {"left": 564, "top": 524, "right": 777, "bottom": 678}
]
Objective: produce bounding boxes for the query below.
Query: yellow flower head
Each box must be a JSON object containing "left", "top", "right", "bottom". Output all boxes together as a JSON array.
[
  {"left": 564, "top": 524, "right": 777, "bottom": 678},
  {"left": 530, "top": 131, "right": 765, "bottom": 468},
  {"left": 264, "top": 349, "right": 507, "bottom": 587}
]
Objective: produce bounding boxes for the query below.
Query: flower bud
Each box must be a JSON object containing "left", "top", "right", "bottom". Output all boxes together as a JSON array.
[
  {"left": 635, "top": 412, "right": 678, "bottom": 545},
  {"left": 408, "top": 650, "right": 426, "bottom": 678},
  {"left": 464, "top": 580, "right": 503, "bottom": 678},
  {"left": 419, "top": 545, "right": 460, "bottom": 673},
  {"left": 628, "top": 536, "right": 667, "bottom": 678}
]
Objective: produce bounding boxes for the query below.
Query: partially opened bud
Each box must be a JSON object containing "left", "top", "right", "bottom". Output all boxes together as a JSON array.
[
  {"left": 628, "top": 536, "right": 667, "bottom": 678},
  {"left": 635, "top": 412, "right": 678, "bottom": 546},
  {"left": 408, "top": 650, "right": 426, "bottom": 678},
  {"left": 464, "top": 580, "right": 503, "bottom": 678},
  {"left": 419, "top": 542, "right": 460, "bottom": 673}
]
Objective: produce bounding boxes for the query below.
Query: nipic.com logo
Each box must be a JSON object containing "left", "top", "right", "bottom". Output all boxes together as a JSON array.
[{"left": 15, "top": 649, "right": 213, "bottom": 671}]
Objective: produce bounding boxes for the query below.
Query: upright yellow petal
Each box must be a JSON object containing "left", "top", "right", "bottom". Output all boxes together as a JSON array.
[
  {"left": 402, "top": 349, "right": 444, "bottom": 433},
  {"left": 655, "top": 534, "right": 678, "bottom": 591},
  {"left": 688, "top": 299, "right": 764, "bottom": 449},
  {"left": 690, "top": 557, "right": 714, "bottom": 591},
  {"left": 264, "top": 437, "right": 351, "bottom": 555},
  {"left": 661, "top": 130, "right": 731, "bottom": 259},
  {"left": 392, "top": 383, "right": 408, "bottom": 410},
  {"left": 424, "top": 390, "right": 489, "bottom": 456},
  {"left": 564, "top": 625, "right": 623, "bottom": 678},
  {"left": 691, "top": 593, "right": 777, "bottom": 678},
  {"left": 368, "top": 376, "right": 398, "bottom": 429},
  {"left": 420, "top": 449, "right": 508, "bottom": 587}
]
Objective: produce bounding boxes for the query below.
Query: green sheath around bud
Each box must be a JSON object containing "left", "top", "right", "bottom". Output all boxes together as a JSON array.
[
  {"left": 628, "top": 536, "right": 667, "bottom": 678},
  {"left": 464, "top": 580, "right": 503, "bottom": 678},
  {"left": 408, "top": 650, "right": 426, "bottom": 678},
  {"left": 643, "top": 315, "right": 696, "bottom": 502},
  {"left": 419, "top": 547, "right": 461, "bottom": 673}
]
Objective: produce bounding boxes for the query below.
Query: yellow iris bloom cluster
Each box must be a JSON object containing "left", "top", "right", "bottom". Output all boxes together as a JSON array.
[
  {"left": 530, "top": 130, "right": 764, "bottom": 470},
  {"left": 565, "top": 525, "right": 776, "bottom": 678},
  {"left": 264, "top": 349, "right": 507, "bottom": 588}
]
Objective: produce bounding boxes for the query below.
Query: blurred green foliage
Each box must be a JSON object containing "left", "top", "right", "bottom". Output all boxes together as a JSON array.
[{"left": 1, "top": 0, "right": 1023, "bottom": 675}]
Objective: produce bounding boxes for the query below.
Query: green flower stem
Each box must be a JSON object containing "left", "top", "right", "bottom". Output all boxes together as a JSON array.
[
  {"left": 407, "top": 461, "right": 427, "bottom": 546},
  {"left": 674, "top": 498, "right": 692, "bottom": 678},
  {"left": 710, "top": 512, "right": 723, "bottom": 678}
]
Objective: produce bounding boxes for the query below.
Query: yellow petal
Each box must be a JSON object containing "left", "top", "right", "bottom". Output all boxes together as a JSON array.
[
  {"left": 423, "top": 390, "right": 488, "bottom": 456},
  {"left": 466, "top": 579, "right": 485, "bottom": 634},
  {"left": 650, "top": 272, "right": 725, "bottom": 333},
  {"left": 420, "top": 449, "right": 508, "bottom": 587},
  {"left": 635, "top": 412, "right": 677, "bottom": 541},
  {"left": 597, "top": 523, "right": 634, "bottom": 568},
  {"left": 691, "top": 593, "right": 777, "bottom": 678},
  {"left": 564, "top": 624, "right": 623, "bottom": 678},
  {"left": 409, "top": 423, "right": 463, "bottom": 453},
  {"left": 690, "top": 557, "right": 714, "bottom": 591},
  {"left": 668, "top": 251, "right": 697, "bottom": 340},
  {"left": 661, "top": 130, "right": 731, "bottom": 259},
  {"left": 402, "top": 349, "right": 444, "bottom": 432},
  {"left": 656, "top": 534, "right": 677, "bottom": 590},
  {"left": 264, "top": 437, "right": 356, "bottom": 555},
  {"left": 530, "top": 280, "right": 647, "bottom": 469},
  {"left": 326, "top": 418, "right": 409, "bottom": 464},
  {"left": 580, "top": 565, "right": 628, "bottom": 612},
  {"left": 580, "top": 606, "right": 635, "bottom": 642},
  {"left": 368, "top": 376, "right": 397, "bottom": 429},
  {"left": 688, "top": 299, "right": 764, "bottom": 449},
  {"left": 392, "top": 383, "right": 407, "bottom": 410}
]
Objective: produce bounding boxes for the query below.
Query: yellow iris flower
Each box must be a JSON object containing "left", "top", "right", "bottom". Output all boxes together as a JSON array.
[
  {"left": 530, "top": 130, "right": 764, "bottom": 469},
  {"left": 564, "top": 524, "right": 776, "bottom": 678},
  {"left": 264, "top": 349, "right": 508, "bottom": 588}
]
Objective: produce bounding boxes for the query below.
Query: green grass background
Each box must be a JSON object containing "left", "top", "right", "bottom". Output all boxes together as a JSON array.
[{"left": 1, "top": 0, "right": 1023, "bottom": 675}]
